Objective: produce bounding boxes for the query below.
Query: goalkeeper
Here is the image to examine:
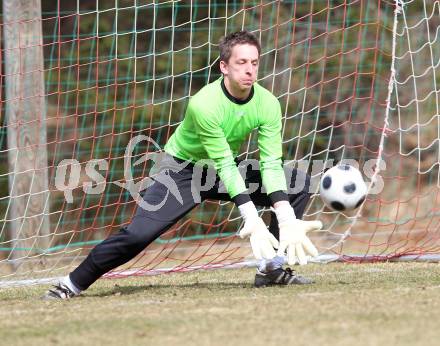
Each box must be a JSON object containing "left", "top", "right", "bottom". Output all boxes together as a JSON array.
[{"left": 44, "top": 30, "right": 322, "bottom": 299}]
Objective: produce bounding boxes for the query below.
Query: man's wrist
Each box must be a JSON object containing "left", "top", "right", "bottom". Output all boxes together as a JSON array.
[
  {"left": 268, "top": 190, "right": 289, "bottom": 205},
  {"left": 238, "top": 201, "right": 258, "bottom": 222},
  {"left": 273, "top": 202, "right": 296, "bottom": 224},
  {"left": 232, "top": 193, "right": 251, "bottom": 206},
  {"left": 273, "top": 200, "right": 290, "bottom": 209}
]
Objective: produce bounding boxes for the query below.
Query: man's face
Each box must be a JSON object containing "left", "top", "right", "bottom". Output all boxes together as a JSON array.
[{"left": 220, "top": 43, "right": 259, "bottom": 91}]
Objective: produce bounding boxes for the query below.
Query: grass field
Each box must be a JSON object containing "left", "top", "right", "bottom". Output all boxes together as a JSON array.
[{"left": 1, "top": 262, "right": 440, "bottom": 346}]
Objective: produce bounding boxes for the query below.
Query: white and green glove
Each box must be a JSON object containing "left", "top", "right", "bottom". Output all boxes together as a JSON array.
[
  {"left": 273, "top": 202, "right": 322, "bottom": 265},
  {"left": 238, "top": 201, "right": 279, "bottom": 260}
]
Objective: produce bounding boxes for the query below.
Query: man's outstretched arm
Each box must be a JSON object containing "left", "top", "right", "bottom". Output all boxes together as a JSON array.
[
  {"left": 257, "top": 97, "right": 321, "bottom": 265},
  {"left": 190, "top": 101, "right": 279, "bottom": 260}
]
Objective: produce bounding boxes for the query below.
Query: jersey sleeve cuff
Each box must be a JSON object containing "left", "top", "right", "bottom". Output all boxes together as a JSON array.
[
  {"left": 232, "top": 193, "right": 252, "bottom": 206},
  {"left": 268, "top": 190, "right": 289, "bottom": 205}
]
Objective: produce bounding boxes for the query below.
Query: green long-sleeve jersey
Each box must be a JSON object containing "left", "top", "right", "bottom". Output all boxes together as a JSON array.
[{"left": 164, "top": 77, "right": 287, "bottom": 198}]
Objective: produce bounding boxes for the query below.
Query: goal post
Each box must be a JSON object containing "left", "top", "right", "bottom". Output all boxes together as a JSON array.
[
  {"left": 2, "top": 0, "right": 50, "bottom": 268},
  {"left": 0, "top": 0, "right": 439, "bottom": 286}
]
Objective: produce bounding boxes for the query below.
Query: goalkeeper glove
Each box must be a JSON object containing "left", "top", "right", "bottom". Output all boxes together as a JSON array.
[
  {"left": 273, "top": 202, "right": 322, "bottom": 265},
  {"left": 238, "top": 201, "right": 279, "bottom": 260}
]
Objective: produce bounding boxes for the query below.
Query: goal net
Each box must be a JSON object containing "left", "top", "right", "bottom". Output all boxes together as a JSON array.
[{"left": 0, "top": 0, "right": 439, "bottom": 286}]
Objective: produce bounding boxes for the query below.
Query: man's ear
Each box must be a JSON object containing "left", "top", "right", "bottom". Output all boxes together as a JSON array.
[{"left": 219, "top": 60, "right": 228, "bottom": 75}]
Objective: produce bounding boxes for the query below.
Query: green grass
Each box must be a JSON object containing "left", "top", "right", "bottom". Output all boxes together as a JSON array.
[{"left": 1, "top": 262, "right": 440, "bottom": 346}]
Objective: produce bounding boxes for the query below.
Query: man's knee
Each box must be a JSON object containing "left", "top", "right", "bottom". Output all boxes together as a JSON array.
[{"left": 124, "top": 220, "right": 169, "bottom": 249}]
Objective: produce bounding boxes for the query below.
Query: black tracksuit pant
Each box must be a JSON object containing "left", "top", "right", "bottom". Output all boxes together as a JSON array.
[{"left": 70, "top": 154, "right": 311, "bottom": 290}]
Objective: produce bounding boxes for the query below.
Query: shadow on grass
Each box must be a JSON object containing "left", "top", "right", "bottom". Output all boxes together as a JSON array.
[{"left": 85, "top": 281, "right": 255, "bottom": 298}]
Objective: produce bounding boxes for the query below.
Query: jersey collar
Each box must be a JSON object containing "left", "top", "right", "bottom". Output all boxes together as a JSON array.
[{"left": 221, "top": 78, "right": 254, "bottom": 105}]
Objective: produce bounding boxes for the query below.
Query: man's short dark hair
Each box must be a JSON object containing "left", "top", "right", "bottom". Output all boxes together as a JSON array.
[{"left": 219, "top": 30, "right": 261, "bottom": 63}]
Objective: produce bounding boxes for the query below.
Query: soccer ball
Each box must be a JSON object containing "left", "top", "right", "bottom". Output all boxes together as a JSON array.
[{"left": 319, "top": 164, "right": 367, "bottom": 211}]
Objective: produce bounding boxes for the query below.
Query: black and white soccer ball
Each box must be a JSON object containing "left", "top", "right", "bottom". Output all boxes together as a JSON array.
[{"left": 319, "top": 164, "right": 367, "bottom": 212}]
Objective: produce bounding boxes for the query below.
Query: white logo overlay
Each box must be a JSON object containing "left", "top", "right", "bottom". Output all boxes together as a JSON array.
[{"left": 54, "top": 135, "right": 386, "bottom": 211}]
